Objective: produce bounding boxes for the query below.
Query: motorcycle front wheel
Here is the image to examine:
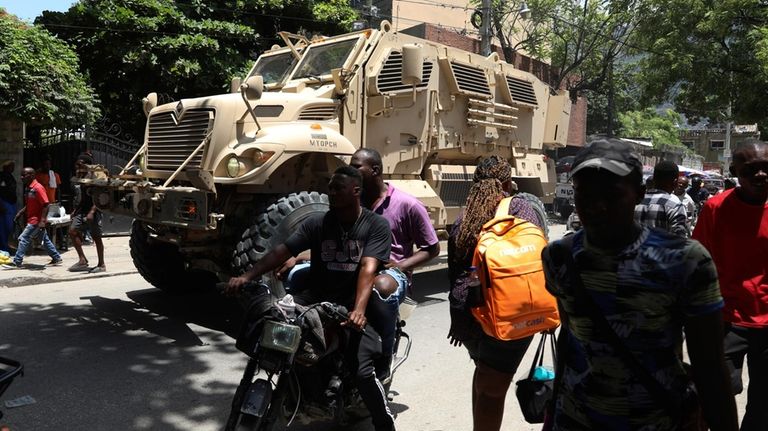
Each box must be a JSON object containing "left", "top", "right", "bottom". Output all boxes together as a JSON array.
[{"left": 236, "top": 379, "right": 291, "bottom": 431}]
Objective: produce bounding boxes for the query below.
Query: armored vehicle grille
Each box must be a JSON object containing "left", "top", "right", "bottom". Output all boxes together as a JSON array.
[
  {"left": 506, "top": 77, "right": 538, "bottom": 106},
  {"left": 298, "top": 105, "right": 338, "bottom": 120},
  {"left": 376, "top": 51, "right": 433, "bottom": 93},
  {"left": 451, "top": 62, "right": 491, "bottom": 97},
  {"left": 146, "top": 108, "right": 213, "bottom": 171},
  {"left": 439, "top": 172, "right": 473, "bottom": 206}
]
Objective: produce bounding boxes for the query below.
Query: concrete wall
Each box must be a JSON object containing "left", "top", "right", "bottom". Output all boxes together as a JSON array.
[{"left": 0, "top": 118, "right": 24, "bottom": 203}]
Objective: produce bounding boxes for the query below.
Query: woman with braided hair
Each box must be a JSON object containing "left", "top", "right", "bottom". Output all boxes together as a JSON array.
[{"left": 447, "top": 155, "right": 545, "bottom": 431}]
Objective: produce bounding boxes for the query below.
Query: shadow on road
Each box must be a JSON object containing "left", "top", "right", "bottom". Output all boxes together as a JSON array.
[
  {"left": 0, "top": 283, "right": 413, "bottom": 431},
  {"left": 125, "top": 288, "right": 244, "bottom": 338},
  {"left": 411, "top": 268, "right": 449, "bottom": 306}
]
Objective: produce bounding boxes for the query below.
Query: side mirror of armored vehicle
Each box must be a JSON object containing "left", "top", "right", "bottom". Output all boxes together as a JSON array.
[
  {"left": 401, "top": 44, "right": 423, "bottom": 86},
  {"left": 241, "top": 75, "right": 264, "bottom": 100},
  {"left": 142, "top": 92, "right": 158, "bottom": 117},
  {"left": 230, "top": 77, "right": 242, "bottom": 94}
]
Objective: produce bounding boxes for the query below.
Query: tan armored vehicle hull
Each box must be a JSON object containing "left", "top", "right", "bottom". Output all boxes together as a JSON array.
[{"left": 80, "top": 22, "right": 570, "bottom": 292}]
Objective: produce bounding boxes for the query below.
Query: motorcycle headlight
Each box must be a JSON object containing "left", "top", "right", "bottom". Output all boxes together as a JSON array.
[{"left": 261, "top": 321, "right": 301, "bottom": 354}]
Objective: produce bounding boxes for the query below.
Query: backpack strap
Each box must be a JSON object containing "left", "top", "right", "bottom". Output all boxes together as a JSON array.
[{"left": 494, "top": 197, "right": 514, "bottom": 218}]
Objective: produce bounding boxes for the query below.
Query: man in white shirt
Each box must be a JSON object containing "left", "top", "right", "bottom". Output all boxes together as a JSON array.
[{"left": 675, "top": 176, "right": 697, "bottom": 234}]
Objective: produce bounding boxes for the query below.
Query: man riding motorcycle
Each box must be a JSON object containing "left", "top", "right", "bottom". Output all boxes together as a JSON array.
[{"left": 227, "top": 166, "right": 396, "bottom": 431}]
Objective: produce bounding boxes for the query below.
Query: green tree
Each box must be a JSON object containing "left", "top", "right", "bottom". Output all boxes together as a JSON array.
[
  {"left": 0, "top": 10, "right": 98, "bottom": 127},
  {"left": 586, "top": 61, "right": 641, "bottom": 135},
  {"left": 632, "top": 0, "right": 768, "bottom": 129},
  {"left": 36, "top": 0, "right": 357, "bottom": 138},
  {"left": 485, "top": 0, "right": 643, "bottom": 137},
  {"left": 618, "top": 108, "right": 683, "bottom": 149},
  {"left": 488, "top": 0, "right": 640, "bottom": 99}
]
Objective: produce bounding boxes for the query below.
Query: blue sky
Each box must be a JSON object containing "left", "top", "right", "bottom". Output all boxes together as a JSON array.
[{"left": 2, "top": 0, "right": 75, "bottom": 22}]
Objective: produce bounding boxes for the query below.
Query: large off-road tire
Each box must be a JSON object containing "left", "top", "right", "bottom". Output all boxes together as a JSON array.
[
  {"left": 130, "top": 221, "right": 189, "bottom": 293},
  {"left": 232, "top": 191, "right": 329, "bottom": 296},
  {"left": 516, "top": 192, "right": 550, "bottom": 239}
]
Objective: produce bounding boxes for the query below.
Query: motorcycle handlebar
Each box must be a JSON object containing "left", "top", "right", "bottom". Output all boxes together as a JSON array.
[{"left": 319, "top": 302, "right": 349, "bottom": 321}]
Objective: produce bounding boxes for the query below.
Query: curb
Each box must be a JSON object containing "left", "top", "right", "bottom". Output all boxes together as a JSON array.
[{"left": 0, "top": 269, "right": 138, "bottom": 289}]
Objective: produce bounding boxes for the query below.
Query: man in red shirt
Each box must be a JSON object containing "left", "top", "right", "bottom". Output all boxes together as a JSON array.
[
  {"left": 693, "top": 142, "right": 768, "bottom": 430},
  {"left": 2, "top": 167, "right": 62, "bottom": 269}
]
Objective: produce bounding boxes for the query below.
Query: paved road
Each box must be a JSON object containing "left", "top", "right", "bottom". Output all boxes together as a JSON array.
[
  {"left": 0, "top": 271, "right": 530, "bottom": 431},
  {"left": 0, "top": 222, "right": 747, "bottom": 430}
]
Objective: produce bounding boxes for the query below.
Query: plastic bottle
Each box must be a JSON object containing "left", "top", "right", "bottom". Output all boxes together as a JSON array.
[
  {"left": 277, "top": 294, "right": 296, "bottom": 319},
  {"left": 532, "top": 366, "right": 555, "bottom": 381},
  {"left": 466, "top": 266, "right": 484, "bottom": 308}
]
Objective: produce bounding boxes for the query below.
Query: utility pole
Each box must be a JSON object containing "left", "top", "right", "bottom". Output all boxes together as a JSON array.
[
  {"left": 724, "top": 103, "right": 732, "bottom": 175},
  {"left": 480, "top": 0, "right": 492, "bottom": 56}
]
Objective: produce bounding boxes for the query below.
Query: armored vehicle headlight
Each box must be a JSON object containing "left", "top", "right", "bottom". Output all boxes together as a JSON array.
[
  {"left": 253, "top": 150, "right": 275, "bottom": 167},
  {"left": 227, "top": 156, "right": 242, "bottom": 177}
]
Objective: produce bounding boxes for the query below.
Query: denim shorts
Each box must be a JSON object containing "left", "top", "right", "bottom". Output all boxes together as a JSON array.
[{"left": 374, "top": 266, "right": 409, "bottom": 305}]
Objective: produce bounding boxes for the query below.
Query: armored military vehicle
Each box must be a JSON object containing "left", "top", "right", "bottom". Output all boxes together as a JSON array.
[{"left": 80, "top": 21, "right": 571, "bottom": 292}]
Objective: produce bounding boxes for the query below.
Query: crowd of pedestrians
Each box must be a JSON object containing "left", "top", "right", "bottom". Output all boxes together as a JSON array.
[
  {"left": 2, "top": 140, "right": 765, "bottom": 431},
  {"left": 0, "top": 153, "right": 106, "bottom": 273}
]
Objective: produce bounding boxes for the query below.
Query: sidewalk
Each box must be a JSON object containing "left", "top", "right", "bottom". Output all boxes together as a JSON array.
[
  {"left": 0, "top": 236, "right": 137, "bottom": 288},
  {"left": 0, "top": 222, "right": 565, "bottom": 288}
]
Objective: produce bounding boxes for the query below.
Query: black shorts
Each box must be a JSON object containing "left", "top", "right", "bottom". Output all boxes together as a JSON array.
[
  {"left": 71, "top": 211, "right": 103, "bottom": 237},
  {"left": 464, "top": 332, "right": 533, "bottom": 374}
]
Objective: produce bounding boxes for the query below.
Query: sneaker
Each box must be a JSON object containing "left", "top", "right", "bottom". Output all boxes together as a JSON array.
[
  {"left": 47, "top": 258, "right": 63, "bottom": 266},
  {"left": 1, "top": 263, "right": 20, "bottom": 269}
]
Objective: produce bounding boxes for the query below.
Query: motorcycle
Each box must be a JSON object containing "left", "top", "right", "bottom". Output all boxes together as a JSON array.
[{"left": 223, "top": 281, "right": 413, "bottom": 431}]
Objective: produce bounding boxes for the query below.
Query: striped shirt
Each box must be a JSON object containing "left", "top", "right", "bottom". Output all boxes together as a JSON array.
[{"left": 634, "top": 189, "right": 688, "bottom": 237}]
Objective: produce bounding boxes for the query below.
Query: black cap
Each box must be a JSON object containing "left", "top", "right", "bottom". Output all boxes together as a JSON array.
[{"left": 570, "top": 139, "right": 643, "bottom": 179}]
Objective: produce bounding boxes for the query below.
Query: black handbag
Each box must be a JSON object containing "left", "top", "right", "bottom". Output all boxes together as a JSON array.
[{"left": 515, "top": 331, "right": 557, "bottom": 424}]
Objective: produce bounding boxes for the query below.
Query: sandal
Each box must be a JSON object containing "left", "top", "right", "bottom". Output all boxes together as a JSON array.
[
  {"left": 68, "top": 262, "right": 90, "bottom": 272},
  {"left": 88, "top": 266, "right": 106, "bottom": 274}
]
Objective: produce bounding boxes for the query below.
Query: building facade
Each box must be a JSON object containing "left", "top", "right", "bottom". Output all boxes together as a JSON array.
[{"left": 680, "top": 124, "right": 762, "bottom": 172}]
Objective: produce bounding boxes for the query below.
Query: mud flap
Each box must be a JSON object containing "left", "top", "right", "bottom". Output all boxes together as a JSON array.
[{"left": 240, "top": 378, "right": 273, "bottom": 417}]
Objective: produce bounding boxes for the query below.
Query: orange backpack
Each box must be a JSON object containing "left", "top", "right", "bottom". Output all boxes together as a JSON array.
[{"left": 471, "top": 197, "right": 560, "bottom": 341}]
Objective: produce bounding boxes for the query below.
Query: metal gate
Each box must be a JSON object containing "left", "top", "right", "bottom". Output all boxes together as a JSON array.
[{"left": 24, "top": 125, "right": 140, "bottom": 236}]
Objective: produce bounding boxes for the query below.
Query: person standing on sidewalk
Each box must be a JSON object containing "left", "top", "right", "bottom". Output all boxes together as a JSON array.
[
  {"left": 543, "top": 139, "right": 737, "bottom": 431},
  {"left": 68, "top": 154, "right": 106, "bottom": 273},
  {"left": 2, "top": 167, "right": 62, "bottom": 269},
  {"left": 692, "top": 142, "right": 768, "bottom": 430},
  {"left": 0, "top": 160, "right": 17, "bottom": 252}
]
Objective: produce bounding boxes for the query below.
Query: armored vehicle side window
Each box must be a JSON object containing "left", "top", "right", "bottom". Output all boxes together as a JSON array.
[
  {"left": 250, "top": 52, "right": 297, "bottom": 86},
  {"left": 292, "top": 38, "right": 359, "bottom": 80}
]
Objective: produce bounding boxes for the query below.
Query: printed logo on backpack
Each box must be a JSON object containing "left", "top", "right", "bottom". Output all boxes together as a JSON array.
[{"left": 471, "top": 197, "right": 560, "bottom": 340}]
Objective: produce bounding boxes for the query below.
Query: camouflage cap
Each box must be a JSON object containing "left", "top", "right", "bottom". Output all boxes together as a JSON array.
[{"left": 570, "top": 139, "right": 643, "bottom": 179}]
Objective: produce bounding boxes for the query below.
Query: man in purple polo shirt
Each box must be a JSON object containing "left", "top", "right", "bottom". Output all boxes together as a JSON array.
[{"left": 350, "top": 148, "right": 440, "bottom": 379}]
